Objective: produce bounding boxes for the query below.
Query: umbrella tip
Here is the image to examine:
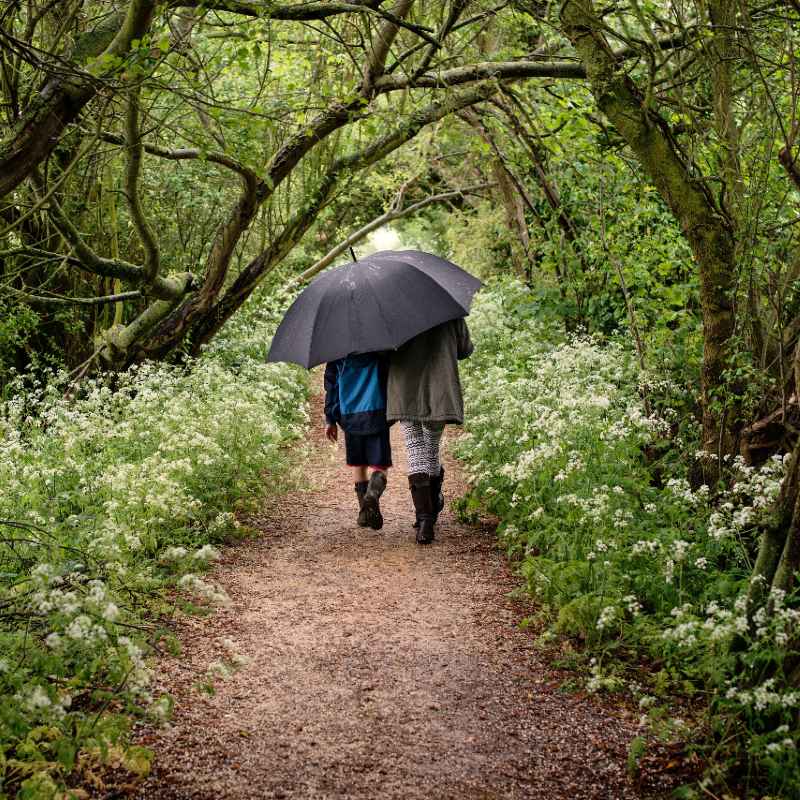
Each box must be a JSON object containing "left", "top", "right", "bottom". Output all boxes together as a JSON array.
[{"left": 350, "top": 246, "right": 358, "bottom": 262}]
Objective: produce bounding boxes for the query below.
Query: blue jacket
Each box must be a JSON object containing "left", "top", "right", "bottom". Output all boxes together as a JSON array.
[{"left": 324, "top": 353, "right": 390, "bottom": 435}]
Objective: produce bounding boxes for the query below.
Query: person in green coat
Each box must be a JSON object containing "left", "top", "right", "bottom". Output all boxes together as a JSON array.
[{"left": 386, "top": 317, "right": 474, "bottom": 544}]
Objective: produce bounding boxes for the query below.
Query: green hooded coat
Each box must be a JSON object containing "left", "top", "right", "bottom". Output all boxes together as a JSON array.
[{"left": 386, "top": 318, "right": 473, "bottom": 424}]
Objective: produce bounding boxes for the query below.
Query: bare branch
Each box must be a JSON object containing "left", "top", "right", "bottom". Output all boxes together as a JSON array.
[
  {"left": 376, "top": 31, "right": 697, "bottom": 90},
  {"left": 12, "top": 289, "right": 142, "bottom": 307},
  {"left": 125, "top": 86, "right": 161, "bottom": 283},
  {"left": 299, "top": 183, "right": 491, "bottom": 282},
  {"left": 98, "top": 132, "right": 259, "bottom": 183},
  {"left": 376, "top": 60, "right": 587, "bottom": 89},
  {"left": 169, "top": 0, "right": 438, "bottom": 43},
  {"left": 169, "top": 0, "right": 379, "bottom": 19},
  {"left": 30, "top": 172, "right": 188, "bottom": 301}
]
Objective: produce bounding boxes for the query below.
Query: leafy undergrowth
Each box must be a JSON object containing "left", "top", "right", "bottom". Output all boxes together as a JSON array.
[
  {"left": 456, "top": 280, "right": 800, "bottom": 800},
  {"left": 0, "top": 287, "right": 308, "bottom": 798}
]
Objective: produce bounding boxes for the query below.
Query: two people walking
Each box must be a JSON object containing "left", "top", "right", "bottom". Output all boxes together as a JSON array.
[
  {"left": 323, "top": 317, "right": 473, "bottom": 544},
  {"left": 267, "top": 249, "right": 481, "bottom": 543}
]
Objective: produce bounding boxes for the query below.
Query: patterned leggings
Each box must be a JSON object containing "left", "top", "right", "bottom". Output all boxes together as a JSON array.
[{"left": 401, "top": 421, "right": 445, "bottom": 476}]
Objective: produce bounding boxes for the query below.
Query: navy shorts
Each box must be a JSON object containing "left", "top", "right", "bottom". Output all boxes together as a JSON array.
[{"left": 344, "top": 429, "right": 392, "bottom": 468}]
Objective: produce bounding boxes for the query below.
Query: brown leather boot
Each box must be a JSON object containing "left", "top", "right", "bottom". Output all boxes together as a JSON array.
[{"left": 408, "top": 472, "right": 435, "bottom": 544}]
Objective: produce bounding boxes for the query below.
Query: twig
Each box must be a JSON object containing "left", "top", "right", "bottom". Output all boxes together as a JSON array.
[{"left": 11, "top": 287, "right": 142, "bottom": 307}]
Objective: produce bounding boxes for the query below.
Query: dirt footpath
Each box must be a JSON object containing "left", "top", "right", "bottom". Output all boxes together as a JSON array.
[{"left": 132, "top": 391, "right": 668, "bottom": 800}]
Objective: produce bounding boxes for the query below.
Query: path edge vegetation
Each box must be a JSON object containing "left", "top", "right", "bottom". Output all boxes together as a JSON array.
[
  {"left": 455, "top": 281, "right": 800, "bottom": 799},
  {"left": 0, "top": 290, "right": 310, "bottom": 798}
]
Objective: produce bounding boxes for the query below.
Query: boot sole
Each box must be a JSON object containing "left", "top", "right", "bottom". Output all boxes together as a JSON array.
[
  {"left": 413, "top": 493, "right": 444, "bottom": 529},
  {"left": 415, "top": 519, "right": 435, "bottom": 544},
  {"left": 361, "top": 498, "right": 383, "bottom": 530}
]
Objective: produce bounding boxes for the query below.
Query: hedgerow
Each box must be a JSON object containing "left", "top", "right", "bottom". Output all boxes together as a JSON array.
[
  {"left": 0, "top": 288, "right": 308, "bottom": 799},
  {"left": 456, "top": 280, "right": 800, "bottom": 799}
]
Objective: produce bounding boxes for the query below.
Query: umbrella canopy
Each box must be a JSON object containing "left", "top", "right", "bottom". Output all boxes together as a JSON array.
[{"left": 267, "top": 250, "right": 482, "bottom": 368}]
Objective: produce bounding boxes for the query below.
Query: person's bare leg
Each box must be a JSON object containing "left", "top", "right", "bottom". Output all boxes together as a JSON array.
[{"left": 352, "top": 466, "right": 368, "bottom": 483}]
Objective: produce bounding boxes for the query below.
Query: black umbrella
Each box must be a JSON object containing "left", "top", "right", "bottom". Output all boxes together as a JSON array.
[{"left": 267, "top": 250, "right": 482, "bottom": 368}]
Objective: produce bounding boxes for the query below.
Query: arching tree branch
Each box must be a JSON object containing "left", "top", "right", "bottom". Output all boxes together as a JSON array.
[
  {"left": 179, "top": 81, "right": 500, "bottom": 355},
  {"left": 11, "top": 289, "right": 142, "bottom": 307},
  {"left": 125, "top": 86, "right": 161, "bottom": 284},
  {"left": 98, "top": 132, "right": 259, "bottom": 183},
  {"left": 170, "top": 1, "right": 438, "bottom": 44},
  {"left": 30, "top": 173, "right": 188, "bottom": 301},
  {"left": 375, "top": 31, "right": 696, "bottom": 91},
  {"left": 299, "top": 182, "right": 492, "bottom": 282}
]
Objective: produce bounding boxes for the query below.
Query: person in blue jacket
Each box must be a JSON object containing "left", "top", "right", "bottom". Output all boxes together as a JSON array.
[{"left": 324, "top": 352, "right": 391, "bottom": 529}]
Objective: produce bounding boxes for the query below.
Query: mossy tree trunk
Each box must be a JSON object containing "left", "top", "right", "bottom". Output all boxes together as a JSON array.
[{"left": 559, "top": 0, "right": 739, "bottom": 463}]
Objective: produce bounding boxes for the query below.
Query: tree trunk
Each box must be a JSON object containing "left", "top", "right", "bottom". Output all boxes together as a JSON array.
[
  {"left": 559, "top": 0, "right": 739, "bottom": 461},
  {"left": 491, "top": 161, "right": 530, "bottom": 278}
]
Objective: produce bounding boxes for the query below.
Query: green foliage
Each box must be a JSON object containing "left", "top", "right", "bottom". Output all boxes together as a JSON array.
[
  {"left": 456, "top": 281, "right": 800, "bottom": 798},
  {"left": 2, "top": 2, "right": 800, "bottom": 794},
  {"left": 0, "top": 300, "right": 40, "bottom": 392},
  {"left": 0, "top": 288, "right": 308, "bottom": 796},
  {"left": 440, "top": 200, "right": 521, "bottom": 280},
  {"left": 627, "top": 735, "right": 647, "bottom": 777}
]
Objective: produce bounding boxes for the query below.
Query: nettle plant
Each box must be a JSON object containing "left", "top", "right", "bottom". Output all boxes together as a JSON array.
[
  {"left": 0, "top": 288, "right": 307, "bottom": 796},
  {"left": 455, "top": 280, "right": 799, "bottom": 796}
]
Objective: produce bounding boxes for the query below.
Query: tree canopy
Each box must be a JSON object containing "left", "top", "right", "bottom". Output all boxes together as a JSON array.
[{"left": 3, "top": 1, "right": 800, "bottom": 794}]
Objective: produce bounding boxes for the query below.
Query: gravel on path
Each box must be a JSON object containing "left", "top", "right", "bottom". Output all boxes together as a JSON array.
[{"left": 130, "top": 389, "right": 669, "bottom": 800}]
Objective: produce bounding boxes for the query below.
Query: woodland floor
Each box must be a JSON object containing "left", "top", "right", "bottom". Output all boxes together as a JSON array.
[{"left": 126, "top": 386, "right": 681, "bottom": 800}]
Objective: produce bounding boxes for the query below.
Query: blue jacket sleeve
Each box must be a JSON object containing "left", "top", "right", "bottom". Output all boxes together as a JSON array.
[{"left": 323, "top": 361, "right": 341, "bottom": 424}]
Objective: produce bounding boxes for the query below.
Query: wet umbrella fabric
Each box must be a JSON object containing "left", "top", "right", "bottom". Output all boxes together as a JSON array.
[{"left": 267, "top": 250, "right": 482, "bottom": 369}]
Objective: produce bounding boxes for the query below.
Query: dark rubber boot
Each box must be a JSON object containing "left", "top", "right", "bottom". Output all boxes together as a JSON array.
[
  {"left": 361, "top": 471, "right": 386, "bottom": 530},
  {"left": 355, "top": 481, "right": 369, "bottom": 527},
  {"left": 409, "top": 472, "right": 435, "bottom": 545},
  {"left": 431, "top": 465, "right": 445, "bottom": 523},
  {"left": 413, "top": 466, "right": 445, "bottom": 528}
]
